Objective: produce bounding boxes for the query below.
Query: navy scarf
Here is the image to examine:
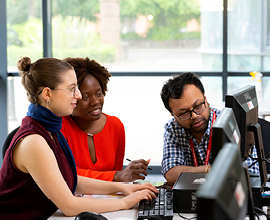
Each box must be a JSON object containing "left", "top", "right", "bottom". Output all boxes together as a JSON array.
[{"left": 27, "top": 103, "right": 77, "bottom": 194}]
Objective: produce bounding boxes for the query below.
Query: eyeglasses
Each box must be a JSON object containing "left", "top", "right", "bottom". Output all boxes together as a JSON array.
[
  {"left": 53, "top": 85, "right": 79, "bottom": 97},
  {"left": 38, "top": 85, "right": 79, "bottom": 97},
  {"left": 173, "top": 100, "right": 206, "bottom": 121}
]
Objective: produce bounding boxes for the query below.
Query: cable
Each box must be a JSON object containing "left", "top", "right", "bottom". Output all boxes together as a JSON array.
[
  {"left": 247, "top": 155, "right": 270, "bottom": 168},
  {"left": 248, "top": 159, "right": 259, "bottom": 168},
  {"left": 254, "top": 212, "right": 260, "bottom": 220},
  {"left": 173, "top": 205, "right": 197, "bottom": 220},
  {"left": 248, "top": 154, "right": 270, "bottom": 165},
  {"left": 262, "top": 158, "right": 270, "bottom": 164},
  {"left": 253, "top": 207, "right": 270, "bottom": 220}
]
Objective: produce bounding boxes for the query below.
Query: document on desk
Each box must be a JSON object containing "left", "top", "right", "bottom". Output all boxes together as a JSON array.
[{"left": 78, "top": 193, "right": 125, "bottom": 199}]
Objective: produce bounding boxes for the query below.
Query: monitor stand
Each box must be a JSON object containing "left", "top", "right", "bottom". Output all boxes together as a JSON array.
[{"left": 243, "top": 162, "right": 255, "bottom": 220}]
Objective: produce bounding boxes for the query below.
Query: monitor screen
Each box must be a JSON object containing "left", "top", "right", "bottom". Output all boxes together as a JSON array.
[
  {"left": 225, "top": 85, "right": 258, "bottom": 160},
  {"left": 197, "top": 143, "right": 254, "bottom": 220},
  {"left": 211, "top": 107, "right": 241, "bottom": 163}
]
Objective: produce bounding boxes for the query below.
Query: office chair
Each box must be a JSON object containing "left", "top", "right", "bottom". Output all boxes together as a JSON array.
[
  {"left": 258, "top": 118, "right": 270, "bottom": 173},
  {"left": 2, "top": 126, "right": 20, "bottom": 159}
]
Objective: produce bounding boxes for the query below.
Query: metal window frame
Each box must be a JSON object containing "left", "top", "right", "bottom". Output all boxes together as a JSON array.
[{"left": 0, "top": 0, "right": 8, "bottom": 162}]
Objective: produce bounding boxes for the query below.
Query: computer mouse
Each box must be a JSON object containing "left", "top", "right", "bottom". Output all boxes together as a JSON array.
[{"left": 75, "top": 212, "right": 108, "bottom": 220}]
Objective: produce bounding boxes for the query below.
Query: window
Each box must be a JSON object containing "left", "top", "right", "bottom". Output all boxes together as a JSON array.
[
  {"left": 266, "top": 0, "right": 270, "bottom": 49},
  {"left": 228, "top": 0, "right": 262, "bottom": 71},
  {"left": 4, "top": 0, "right": 270, "bottom": 166},
  {"left": 50, "top": 0, "right": 222, "bottom": 72},
  {"left": 7, "top": 0, "right": 42, "bottom": 71}
]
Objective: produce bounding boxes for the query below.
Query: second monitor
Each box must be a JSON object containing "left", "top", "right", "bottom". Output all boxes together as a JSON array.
[{"left": 211, "top": 107, "right": 241, "bottom": 163}]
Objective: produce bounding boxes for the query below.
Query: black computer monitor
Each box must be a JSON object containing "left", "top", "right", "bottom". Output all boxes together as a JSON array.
[
  {"left": 225, "top": 85, "right": 257, "bottom": 160},
  {"left": 211, "top": 107, "right": 241, "bottom": 163},
  {"left": 197, "top": 143, "right": 255, "bottom": 220},
  {"left": 225, "top": 85, "right": 268, "bottom": 187}
]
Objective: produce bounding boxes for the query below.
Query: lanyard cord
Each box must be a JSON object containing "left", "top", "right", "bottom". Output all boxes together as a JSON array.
[{"left": 189, "top": 110, "right": 216, "bottom": 166}]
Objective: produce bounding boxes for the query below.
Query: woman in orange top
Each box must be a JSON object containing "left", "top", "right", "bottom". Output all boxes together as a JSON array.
[{"left": 61, "top": 57, "right": 150, "bottom": 182}]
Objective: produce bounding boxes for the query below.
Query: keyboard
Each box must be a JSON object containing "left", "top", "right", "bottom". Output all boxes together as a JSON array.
[{"left": 137, "top": 188, "right": 173, "bottom": 220}]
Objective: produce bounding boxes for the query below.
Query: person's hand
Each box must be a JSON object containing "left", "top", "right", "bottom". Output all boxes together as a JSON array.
[
  {"left": 120, "top": 182, "right": 158, "bottom": 196},
  {"left": 121, "top": 189, "right": 157, "bottom": 210},
  {"left": 113, "top": 159, "right": 150, "bottom": 182}
]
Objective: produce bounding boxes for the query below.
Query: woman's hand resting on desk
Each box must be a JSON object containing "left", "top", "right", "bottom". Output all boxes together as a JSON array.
[
  {"left": 113, "top": 159, "right": 150, "bottom": 182},
  {"left": 120, "top": 182, "right": 158, "bottom": 210}
]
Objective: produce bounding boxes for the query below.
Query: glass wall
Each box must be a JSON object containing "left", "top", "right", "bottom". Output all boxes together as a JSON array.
[
  {"left": 7, "top": 0, "right": 42, "bottom": 71},
  {"left": 6, "top": 0, "right": 42, "bottom": 135},
  {"left": 228, "top": 0, "right": 262, "bottom": 71},
  {"left": 51, "top": 0, "right": 220, "bottom": 72},
  {"left": 6, "top": 0, "right": 270, "bottom": 166},
  {"left": 200, "top": 0, "right": 223, "bottom": 71},
  {"left": 227, "top": 0, "right": 270, "bottom": 102}
]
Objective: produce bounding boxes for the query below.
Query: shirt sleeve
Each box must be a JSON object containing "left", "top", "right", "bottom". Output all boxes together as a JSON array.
[{"left": 161, "top": 121, "right": 186, "bottom": 176}]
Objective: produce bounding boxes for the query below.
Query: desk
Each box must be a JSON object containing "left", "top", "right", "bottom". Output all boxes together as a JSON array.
[
  {"left": 49, "top": 208, "right": 267, "bottom": 219},
  {"left": 48, "top": 178, "right": 268, "bottom": 220},
  {"left": 49, "top": 208, "right": 196, "bottom": 220}
]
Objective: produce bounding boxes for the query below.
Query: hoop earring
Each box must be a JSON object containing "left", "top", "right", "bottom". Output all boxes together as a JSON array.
[{"left": 47, "top": 99, "right": 50, "bottom": 106}]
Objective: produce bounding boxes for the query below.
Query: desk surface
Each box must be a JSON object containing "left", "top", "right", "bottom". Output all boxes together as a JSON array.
[
  {"left": 48, "top": 176, "right": 269, "bottom": 220},
  {"left": 49, "top": 208, "right": 267, "bottom": 220},
  {"left": 49, "top": 208, "right": 196, "bottom": 220}
]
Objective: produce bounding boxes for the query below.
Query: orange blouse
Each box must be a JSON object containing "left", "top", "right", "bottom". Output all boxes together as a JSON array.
[{"left": 61, "top": 114, "right": 125, "bottom": 181}]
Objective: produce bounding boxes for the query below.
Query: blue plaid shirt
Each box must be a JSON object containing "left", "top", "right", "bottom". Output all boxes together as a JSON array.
[{"left": 161, "top": 107, "right": 259, "bottom": 176}]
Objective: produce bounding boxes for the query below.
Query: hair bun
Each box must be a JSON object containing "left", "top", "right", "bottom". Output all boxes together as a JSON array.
[{"left": 17, "top": 57, "right": 32, "bottom": 73}]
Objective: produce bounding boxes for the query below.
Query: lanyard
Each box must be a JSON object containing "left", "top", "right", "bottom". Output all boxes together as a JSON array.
[{"left": 189, "top": 110, "right": 216, "bottom": 167}]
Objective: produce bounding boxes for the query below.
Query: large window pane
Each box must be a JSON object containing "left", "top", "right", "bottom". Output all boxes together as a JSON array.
[
  {"left": 267, "top": 0, "right": 270, "bottom": 49},
  {"left": 228, "top": 0, "right": 262, "bottom": 71},
  {"left": 103, "top": 76, "right": 170, "bottom": 165},
  {"left": 7, "top": 0, "right": 42, "bottom": 72},
  {"left": 228, "top": 76, "right": 270, "bottom": 102},
  {"left": 7, "top": 0, "right": 42, "bottom": 133},
  {"left": 7, "top": 74, "right": 224, "bottom": 166},
  {"left": 103, "top": 76, "right": 223, "bottom": 165},
  {"left": 8, "top": 77, "right": 29, "bottom": 132},
  {"left": 52, "top": 0, "right": 222, "bottom": 72},
  {"left": 200, "top": 0, "right": 223, "bottom": 71},
  {"left": 201, "top": 76, "right": 222, "bottom": 101}
]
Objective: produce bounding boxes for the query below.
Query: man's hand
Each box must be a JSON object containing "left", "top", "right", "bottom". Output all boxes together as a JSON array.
[{"left": 113, "top": 159, "right": 150, "bottom": 182}]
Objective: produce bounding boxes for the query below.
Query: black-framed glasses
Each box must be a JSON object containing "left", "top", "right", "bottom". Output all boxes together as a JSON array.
[
  {"left": 173, "top": 100, "right": 206, "bottom": 121},
  {"left": 38, "top": 85, "right": 79, "bottom": 97}
]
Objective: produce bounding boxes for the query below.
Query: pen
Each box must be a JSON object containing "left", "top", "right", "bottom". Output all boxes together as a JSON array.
[{"left": 126, "top": 158, "right": 153, "bottom": 171}]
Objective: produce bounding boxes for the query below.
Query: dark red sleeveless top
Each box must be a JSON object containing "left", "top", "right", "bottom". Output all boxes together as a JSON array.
[{"left": 0, "top": 116, "right": 75, "bottom": 220}]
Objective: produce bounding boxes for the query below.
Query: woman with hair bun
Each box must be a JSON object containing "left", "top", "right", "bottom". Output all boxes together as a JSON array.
[
  {"left": 61, "top": 57, "right": 150, "bottom": 182},
  {"left": 0, "top": 57, "right": 157, "bottom": 220}
]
